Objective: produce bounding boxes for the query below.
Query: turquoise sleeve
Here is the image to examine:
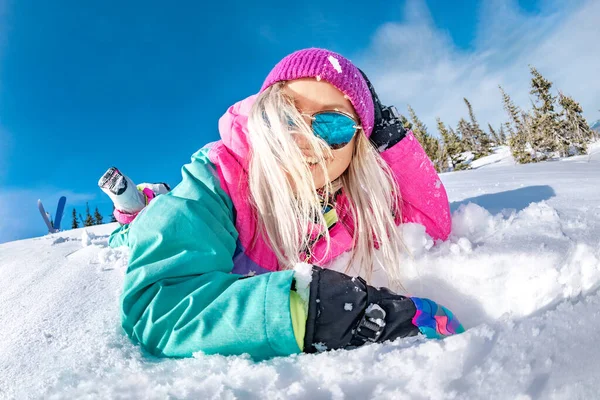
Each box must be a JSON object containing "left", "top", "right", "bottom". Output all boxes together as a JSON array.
[
  {"left": 108, "top": 224, "right": 130, "bottom": 248},
  {"left": 120, "top": 148, "right": 301, "bottom": 360}
]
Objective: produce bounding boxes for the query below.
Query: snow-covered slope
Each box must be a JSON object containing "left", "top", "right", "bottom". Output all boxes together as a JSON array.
[
  {"left": 1, "top": 146, "right": 600, "bottom": 399},
  {"left": 469, "top": 146, "right": 515, "bottom": 169}
]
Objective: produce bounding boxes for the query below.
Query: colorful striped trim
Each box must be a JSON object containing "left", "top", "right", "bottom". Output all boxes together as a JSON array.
[{"left": 410, "top": 297, "right": 465, "bottom": 339}]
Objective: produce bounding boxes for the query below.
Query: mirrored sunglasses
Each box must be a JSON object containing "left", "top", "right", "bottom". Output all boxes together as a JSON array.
[{"left": 293, "top": 111, "right": 361, "bottom": 150}]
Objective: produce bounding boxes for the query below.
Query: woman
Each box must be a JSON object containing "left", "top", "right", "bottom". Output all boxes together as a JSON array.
[{"left": 104, "top": 48, "right": 463, "bottom": 360}]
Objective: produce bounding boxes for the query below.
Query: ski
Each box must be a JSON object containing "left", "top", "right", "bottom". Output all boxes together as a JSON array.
[
  {"left": 53, "top": 196, "right": 67, "bottom": 230},
  {"left": 38, "top": 199, "right": 56, "bottom": 233}
]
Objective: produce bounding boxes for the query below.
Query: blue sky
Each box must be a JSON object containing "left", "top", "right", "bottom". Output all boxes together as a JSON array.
[{"left": 1, "top": 0, "right": 598, "bottom": 243}]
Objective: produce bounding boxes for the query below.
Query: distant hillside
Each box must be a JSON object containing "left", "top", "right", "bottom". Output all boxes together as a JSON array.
[{"left": 591, "top": 119, "right": 600, "bottom": 132}]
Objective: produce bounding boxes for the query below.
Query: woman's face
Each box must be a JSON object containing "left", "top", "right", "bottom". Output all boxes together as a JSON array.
[{"left": 283, "top": 78, "right": 357, "bottom": 189}]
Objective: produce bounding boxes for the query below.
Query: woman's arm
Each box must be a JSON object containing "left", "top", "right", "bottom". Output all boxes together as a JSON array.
[
  {"left": 380, "top": 131, "right": 452, "bottom": 241},
  {"left": 120, "top": 148, "right": 299, "bottom": 360}
]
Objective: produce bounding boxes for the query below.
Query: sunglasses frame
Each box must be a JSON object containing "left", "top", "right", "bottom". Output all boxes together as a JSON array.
[{"left": 300, "top": 110, "right": 362, "bottom": 150}]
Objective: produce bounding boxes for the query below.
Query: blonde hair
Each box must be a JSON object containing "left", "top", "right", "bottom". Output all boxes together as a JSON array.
[{"left": 247, "top": 82, "right": 406, "bottom": 288}]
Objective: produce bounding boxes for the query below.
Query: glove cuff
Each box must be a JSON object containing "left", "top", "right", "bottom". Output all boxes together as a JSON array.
[{"left": 410, "top": 297, "right": 465, "bottom": 339}]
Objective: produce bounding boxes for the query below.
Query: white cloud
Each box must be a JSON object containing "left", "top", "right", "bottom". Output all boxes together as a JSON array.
[
  {"left": 358, "top": 0, "right": 600, "bottom": 135},
  {"left": 0, "top": 187, "right": 97, "bottom": 243}
]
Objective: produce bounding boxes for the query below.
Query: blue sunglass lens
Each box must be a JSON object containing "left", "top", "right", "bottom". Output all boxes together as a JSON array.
[{"left": 312, "top": 112, "right": 357, "bottom": 149}]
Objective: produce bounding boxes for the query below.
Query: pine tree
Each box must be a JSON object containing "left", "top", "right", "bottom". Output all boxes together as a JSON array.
[
  {"left": 93, "top": 207, "right": 104, "bottom": 225},
  {"left": 498, "top": 124, "right": 507, "bottom": 145},
  {"left": 84, "top": 203, "right": 95, "bottom": 227},
  {"left": 399, "top": 114, "right": 412, "bottom": 131},
  {"left": 407, "top": 105, "right": 428, "bottom": 143},
  {"left": 431, "top": 135, "right": 444, "bottom": 173},
  {"left": 71, "top": 208, "right": 79, "bottom": 229},
  {"left": 463, "top": 98, "right": 491, "bottom": 157},
  {"left": 488, "top": 123, "right": 501, "bottom": 146},
  {"left": 450, "top": 127, "right": 470, "bottom": 170},
  {"left": 529, "top": 66, "right": 563, "bottom": 157},
  {"left": 437, "top": 117, "right": 465, "bottom": 170},
  {"left": 110, "top": 206, "right": 117, "bottom": 223},
  {"left": 499, "top": 86, "right": 531, "bottom": 163},
  {"left": 499, "top": 86, "right": 524, "bottom": 136},
  {"left": 558, "top": 92, "right": 594, "bottom": 155},
  {"left": 407, "top": 105, "right": 442, "bottom": 171},
  {"left": 456, "top": 118, "right": 474, "bottom": 153},
  {"left": 508, "top": 134, "right": 530, "bottom": 163}
]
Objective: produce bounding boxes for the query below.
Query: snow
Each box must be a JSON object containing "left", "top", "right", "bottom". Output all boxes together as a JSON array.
[
  {"left": 327, "top": 55, "right": 342, "bottom": 73},
  {"left": 1, "top": 145, "right": 600, "bottom": 399},
  {"left": 293, "top": 262, "right": 313, "bottom": 303},
  {"left": 344, "top": 303, "right": 353, "bottom": 311},
  {"left": 470, "top": 146, "right": 515, "bottom": 169},
  {"left": 312, "top": 343, "right": 328, "bottom": 353},
  {"left": 80, "top": 229, "right": 96, "bottom": 247}
]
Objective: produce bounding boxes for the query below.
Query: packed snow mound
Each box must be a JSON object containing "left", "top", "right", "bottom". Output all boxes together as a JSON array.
[{"left": 1, "top": 156, "right": 600, "bottom": 399}]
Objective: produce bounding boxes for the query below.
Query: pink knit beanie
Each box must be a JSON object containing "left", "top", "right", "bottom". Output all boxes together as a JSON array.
[{"left": 260, "top": 48, "right": 375, "bottom": 137}]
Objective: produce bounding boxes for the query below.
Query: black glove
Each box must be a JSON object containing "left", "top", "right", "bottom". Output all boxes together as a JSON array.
[
  {"left": 359, "top": 69, "right": 407, "bottom": 152},
  {"left": 303, "top": 266, "right": 419, "bottom": 353}
]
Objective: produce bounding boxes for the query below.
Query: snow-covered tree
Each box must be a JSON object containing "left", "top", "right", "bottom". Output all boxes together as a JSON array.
[
  {"left": 529, "top": 66, "right": 563, "bottom": 157},
  {"left": 558, "top": 92, "right": 594, "bottom": 155}
]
